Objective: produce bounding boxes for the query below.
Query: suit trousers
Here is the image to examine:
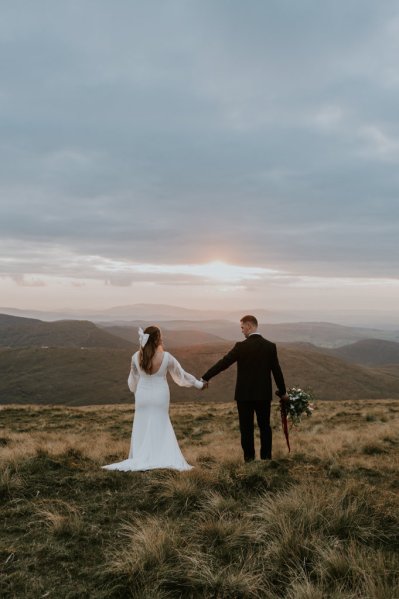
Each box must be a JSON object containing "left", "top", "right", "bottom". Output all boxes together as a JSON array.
[{"left": 236, "top": 400, "right": 272, "bottom": 461}]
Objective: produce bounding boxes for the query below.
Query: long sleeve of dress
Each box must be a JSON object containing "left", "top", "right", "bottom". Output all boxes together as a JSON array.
[
  {"left": 127, "top": 352, "right": 140, "bottom": 393},
  {"left": 167, "top": 354, "right": 204, "bottom": 389}
]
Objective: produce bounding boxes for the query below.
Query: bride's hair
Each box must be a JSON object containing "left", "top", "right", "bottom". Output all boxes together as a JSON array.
[{"left": 139, "top": 326, "right": 162, "bottom": 374}]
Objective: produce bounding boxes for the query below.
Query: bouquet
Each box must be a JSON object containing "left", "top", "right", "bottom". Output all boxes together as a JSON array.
[
  {"left": 276, "top": 387, "right": 315, "bottom": 452},
  {"left": 283, "top": 387, "right": 315, "bottom": 426}
]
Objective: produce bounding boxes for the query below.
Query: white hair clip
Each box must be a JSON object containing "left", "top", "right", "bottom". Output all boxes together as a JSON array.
[{"left": 138, "top": 327, "right": 150, "bottom": 348}]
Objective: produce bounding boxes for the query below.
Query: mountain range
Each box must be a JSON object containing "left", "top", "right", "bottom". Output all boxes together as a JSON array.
[
  {"left": 2, "top": 313, "right": 399, "bottom": 351},
  {"left": 116, "top": 320, "right": 398, "bottom": 347},
  {"left": 1, "top": 303, "right": 398, "bottom": 329},
  {"left": 0, "top": 313, "right": 398, "bottom": 405}
]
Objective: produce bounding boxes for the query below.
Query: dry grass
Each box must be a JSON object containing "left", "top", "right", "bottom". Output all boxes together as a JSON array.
[
  {"left": 35, "top": 499, "right": 83, "bottom": 537},
  {"left": 0, "top": 399, "right": 398, "bottom": 598},
  {"left": 0, "top": 463, "right": 24, "bottom": 499}
]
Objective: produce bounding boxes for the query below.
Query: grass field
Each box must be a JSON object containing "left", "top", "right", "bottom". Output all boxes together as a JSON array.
[{"left": 1, "top": 399, "right": 398, "bottom": 598}]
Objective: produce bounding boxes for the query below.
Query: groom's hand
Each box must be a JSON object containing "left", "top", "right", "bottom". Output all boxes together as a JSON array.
[
  {"left": 275, "top": 390, "right": 289, "bottom": 402},
  {"left": 200, "top": 379, "right": 209, "bottom": 390}
]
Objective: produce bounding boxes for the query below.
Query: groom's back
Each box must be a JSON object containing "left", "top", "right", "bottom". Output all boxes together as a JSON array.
[
  {"left": 234, "top": 334, "right": 281, "bottom": 402},
  {"left": 202, "top": 332, "right": 286, "bottom": 401}
]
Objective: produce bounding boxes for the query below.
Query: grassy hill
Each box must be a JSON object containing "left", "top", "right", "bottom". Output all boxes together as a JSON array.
[
  {"left": 171, "top": 343, "right": 399, "bottom": 402},
  {"left": 0, "top": 347, "right": 133, "bottom": 406},
  {"left": 331, "top": 339, "right": 399, "bottom": 366},
  {"left": 1, "top": 400, "right": 398, "bottom": 597},
  {"left": 0, "top": 314, "right": 135, "bottom": 350},
  {"left": 1, "top": 343, "right": 399, "bottom": 406}
]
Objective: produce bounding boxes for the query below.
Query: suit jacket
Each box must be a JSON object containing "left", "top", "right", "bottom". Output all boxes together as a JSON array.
[{"left": 202, "top": 334, "right": 286, "bottom": 402}]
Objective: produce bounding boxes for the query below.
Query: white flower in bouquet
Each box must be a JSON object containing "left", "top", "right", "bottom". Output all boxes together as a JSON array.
[{"left": 284, "top": 387, "right": 315, "bottom": 426}]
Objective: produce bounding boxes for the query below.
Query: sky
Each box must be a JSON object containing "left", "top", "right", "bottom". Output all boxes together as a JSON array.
[{"left": 1, "top": 1, "right": 398, "bottom": 320}]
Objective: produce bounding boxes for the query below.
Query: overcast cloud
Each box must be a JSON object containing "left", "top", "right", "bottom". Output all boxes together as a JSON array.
[{"left": 1, "top": 0, "right": 398, "bottom": 301}]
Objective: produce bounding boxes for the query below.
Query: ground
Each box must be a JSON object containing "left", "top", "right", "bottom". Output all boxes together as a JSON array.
[{"left": 1, "top": 399, "right": 398, "bottom": 598}]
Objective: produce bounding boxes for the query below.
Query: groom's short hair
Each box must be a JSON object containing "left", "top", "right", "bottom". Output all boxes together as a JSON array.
[{"left": 240, "top": 315, "right": 258, "bottom": 327}]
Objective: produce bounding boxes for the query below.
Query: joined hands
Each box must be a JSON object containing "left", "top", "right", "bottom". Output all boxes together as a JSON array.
[{"left": 200, "top": 379, "right": 209, "bottom": 390}]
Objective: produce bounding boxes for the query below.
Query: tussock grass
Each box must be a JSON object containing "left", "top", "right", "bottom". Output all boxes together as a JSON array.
[
  {"left": 251, "top": 481, "right": 398, "bottom": 548},
  {"left": 107, "top": 515, "right": 180, "bottom": 580},
  {"left": 35, "top": 499, "right": 83, "bottom": 537},
  {"left": 0, "top": 462, "right": 24, "bottom": 499},
  {"left": 106, "top": 514, "right": 264, "bottom": 598},
  {"left": 0, "top": 400, "right": 398, "bottom": 598},
  {"left": 198, "top": 489, "right": 242, "bottom": 518},
  {"left": 149, "top": 470, "right": 213, "bottom": 514}
]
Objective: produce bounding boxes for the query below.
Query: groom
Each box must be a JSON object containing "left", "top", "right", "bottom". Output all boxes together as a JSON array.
[{"left": 201, "top": 315, "right": 288, "bottom": 462}]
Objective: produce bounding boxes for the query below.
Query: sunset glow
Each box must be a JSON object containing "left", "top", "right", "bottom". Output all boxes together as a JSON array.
[{"left": 97, "top": 259, "right": 280, "bottom": 284}]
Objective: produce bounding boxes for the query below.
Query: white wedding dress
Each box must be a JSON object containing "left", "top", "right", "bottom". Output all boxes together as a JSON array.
[{"left": 102, "top": 351, "right": 203, "bottom": 472}]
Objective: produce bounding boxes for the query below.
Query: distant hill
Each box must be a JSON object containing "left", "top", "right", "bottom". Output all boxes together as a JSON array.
[
  {"left": 101, "top": 325, "right": 227, "bottom": 348},
  {"left": 1, "top": 308, "right": 398, "bottom": 347},
  {"left": 284, "top": 339, "right": 399, "bottom": 367},
  {"left": 97, "top": 320, "right": 399, "bottom": 348},
  {"left": 1, "top": 343, "right": 398, "bottom": 406},
  {"left": 0, "top": 304, "right": 291, "bottom": 324},
  {"left": 0, "top": 314, "right": 135, "bottom": 350},
  {"left": 331, "top": 339, "right": 399, "bottom": 366},
  {"left": 261, "top": 322, "right": 399, "bottom": 348},
  {"left": 2, "top": 303, "right": 398, "bottom": 328}
]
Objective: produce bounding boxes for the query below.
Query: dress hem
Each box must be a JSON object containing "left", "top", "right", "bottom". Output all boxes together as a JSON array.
[{"left": 102, "top": 461, "right": 193, "bottom": 472}]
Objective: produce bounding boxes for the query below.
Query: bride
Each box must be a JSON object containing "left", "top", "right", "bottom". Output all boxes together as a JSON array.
[{"left": 102, "top": 326, "right": 206, "bottom": 472}]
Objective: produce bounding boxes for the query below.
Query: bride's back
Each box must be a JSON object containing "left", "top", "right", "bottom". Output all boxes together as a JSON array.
[{"left": 148, "top": 350, "right": 165, "bottom": 375}]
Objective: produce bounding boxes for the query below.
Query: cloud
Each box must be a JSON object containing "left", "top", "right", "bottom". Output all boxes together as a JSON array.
[
  {"left": 0, "top": 0, "right": 398, "bottom": 288},
  {"left": 310, "top": 105, "right": 345, "bottom": 131},
  {"left": 358, "top": 124, "right": 399, "bottom": 161},
  {"left": 10, "top": 274, "right": 46, "bottom": 287},
  {"left": 1, "top": 238, "right": 398, "bottom": 304}
]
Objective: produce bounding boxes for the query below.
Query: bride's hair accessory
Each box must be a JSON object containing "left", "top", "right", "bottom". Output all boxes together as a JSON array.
[{"left": 138, "top": 327, "right": 150, "bottom": 348}]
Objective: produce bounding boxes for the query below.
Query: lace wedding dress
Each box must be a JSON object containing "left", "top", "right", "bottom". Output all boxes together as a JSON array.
[{"left": 102, "top": 351, "right": 203, "bottom": 472}]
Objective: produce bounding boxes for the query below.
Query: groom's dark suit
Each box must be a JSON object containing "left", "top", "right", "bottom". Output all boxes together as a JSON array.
[{"left": 202, "top": 334, "right": 286, "bottom": 461}]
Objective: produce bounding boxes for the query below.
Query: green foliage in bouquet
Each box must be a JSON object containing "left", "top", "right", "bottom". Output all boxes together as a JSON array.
[{"left": 285, "top": 387, "right": 315, "bottom": 425}]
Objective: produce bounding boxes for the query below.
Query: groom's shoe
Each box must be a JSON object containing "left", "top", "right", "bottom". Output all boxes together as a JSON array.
[{"left": 244, "top": 456, "right": 255, "bottom": 463}]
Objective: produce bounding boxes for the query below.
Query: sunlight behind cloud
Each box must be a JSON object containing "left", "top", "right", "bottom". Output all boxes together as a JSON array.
[{"left": 97, "top": 259, "right": 281, "bottom": 284}]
